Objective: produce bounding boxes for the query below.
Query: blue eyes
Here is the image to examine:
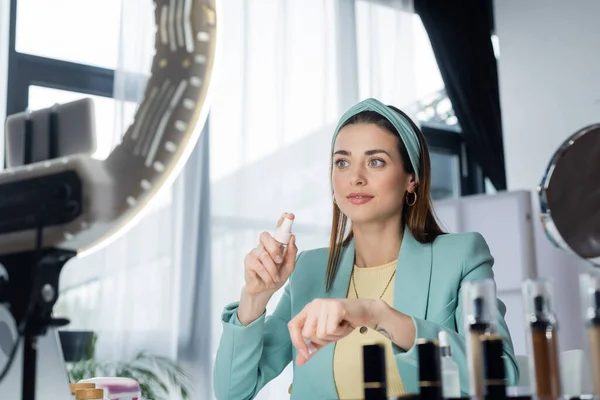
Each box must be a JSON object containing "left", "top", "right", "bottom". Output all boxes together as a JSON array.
[{"left": 334, "top": 159, "right": 385, "bottom": 168}]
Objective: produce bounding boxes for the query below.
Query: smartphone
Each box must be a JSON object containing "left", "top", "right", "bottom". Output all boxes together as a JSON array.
[{"left": 4, "top": 98, "right": 96, "bottom": 168}]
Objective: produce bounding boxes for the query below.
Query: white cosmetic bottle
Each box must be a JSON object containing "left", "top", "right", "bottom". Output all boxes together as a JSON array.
[
  {"left": 273, "top": 216, "right": 294, "bottom": 257},
  {"left": 439, "top": 330, "right": 461, "bottom": 398}
]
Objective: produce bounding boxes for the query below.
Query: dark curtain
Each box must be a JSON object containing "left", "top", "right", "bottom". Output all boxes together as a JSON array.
[{"left": 415, "top": 0, "right": 507, "bottom": 191}]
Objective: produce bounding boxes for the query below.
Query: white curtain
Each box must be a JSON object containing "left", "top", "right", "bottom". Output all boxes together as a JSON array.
[
  {"left": 209, "top": 0, "right": 417, "bottom": 399},
  {"left": 52, "top": 1, "right": 422, "bottom": 399},
  {"left": 356, "top": 0, "right": 417, "bottom": 113},
  {"left": 55, "top": 0, "right": 185, "bottom": 364}
]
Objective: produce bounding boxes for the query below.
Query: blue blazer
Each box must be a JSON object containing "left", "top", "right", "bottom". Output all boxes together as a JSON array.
[{"left": 214, "top": 228, "right": 519, "bottom": 399}]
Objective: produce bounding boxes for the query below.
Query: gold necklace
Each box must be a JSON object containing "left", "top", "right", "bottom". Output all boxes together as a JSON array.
[
  {"left": 352, "top": 267, "right": 396, "bottom": 335},
  {"left": 351, "top": 268, "right": 396, "bottom": 300}
]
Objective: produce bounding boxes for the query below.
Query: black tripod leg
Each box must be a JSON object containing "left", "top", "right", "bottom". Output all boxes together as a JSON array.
[{"left": 22, "top": 335, "right": 37, "bottom": 400}]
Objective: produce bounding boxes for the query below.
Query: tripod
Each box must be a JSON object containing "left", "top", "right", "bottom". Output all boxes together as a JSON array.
[
  {"left": 0, "top": 244, "right": 75, "bottom": 400},
  {"left": 0, "top": 173, "right": 83, "bottom": 400},
  {"left": 0, "top": 99, "right": 86, "bottom": 399}
]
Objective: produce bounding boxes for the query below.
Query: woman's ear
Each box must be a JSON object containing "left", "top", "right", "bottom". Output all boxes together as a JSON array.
[{"left": 406, "top": 174, "right": 418, "bottom": 193}]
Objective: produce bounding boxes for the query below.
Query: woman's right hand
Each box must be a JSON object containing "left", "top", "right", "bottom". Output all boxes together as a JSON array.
[{"left": 243, "top": 213, "right": 298, "bottom": 297}]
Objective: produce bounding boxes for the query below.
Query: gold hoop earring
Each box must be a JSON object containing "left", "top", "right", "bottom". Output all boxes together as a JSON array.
[{"left": 406, "top": 192, "right": 417, "bottom": 207}]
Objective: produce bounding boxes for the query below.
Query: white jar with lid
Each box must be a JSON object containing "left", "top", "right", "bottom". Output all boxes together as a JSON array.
[{"left": 78, "top": 377, "right": 140, "bottom": 400}]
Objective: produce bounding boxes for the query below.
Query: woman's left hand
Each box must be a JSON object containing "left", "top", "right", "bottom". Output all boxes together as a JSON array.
[{"left": 288, "top": 298, "right": 383, "bottom": 366}]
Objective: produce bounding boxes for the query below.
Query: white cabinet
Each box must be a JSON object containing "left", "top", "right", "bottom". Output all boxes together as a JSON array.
[{"left": 434, "top": 190, "right": 537, "bottom": 355}]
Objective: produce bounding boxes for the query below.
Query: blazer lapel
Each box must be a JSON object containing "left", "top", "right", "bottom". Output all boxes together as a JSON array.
[
  {"left": 393, "top": 226, "right": 433, "bottom": 320},
  {"left": 327, "top": 239, "right": 355, "bottom": 299},
  {"left": 324, "top": 229, "right": 433, "bottom": 318}
]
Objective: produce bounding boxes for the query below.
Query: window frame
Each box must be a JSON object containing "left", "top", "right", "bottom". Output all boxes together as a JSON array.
[
  {"left": 5, "top": 0, "right": 115, "bottom": 117},
  {"left": 421, "top": 122, "right": 484, "bottom": 197},
  {"left": 4, "top": 0, "right": 150, "bottom": 169}
]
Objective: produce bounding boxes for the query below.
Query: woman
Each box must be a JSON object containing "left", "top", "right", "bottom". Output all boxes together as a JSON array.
[{"left": 213, "top": 98, "right": 519, "bottom": 399}]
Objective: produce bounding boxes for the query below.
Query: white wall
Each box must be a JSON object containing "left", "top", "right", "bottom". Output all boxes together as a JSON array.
[
  {"left": 435, "top": 190, "right": 536, "bottom": 355},
  {"left": 495, "top": 0, "right": 600, "bottom": 352}
]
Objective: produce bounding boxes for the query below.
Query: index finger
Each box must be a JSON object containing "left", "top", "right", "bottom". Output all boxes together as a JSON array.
[
  {"left": 276, "top": 212, "right": 295, "bottom": 229},
  {"left": 288, "top": 309, "right": 308, "bottom": 357}
]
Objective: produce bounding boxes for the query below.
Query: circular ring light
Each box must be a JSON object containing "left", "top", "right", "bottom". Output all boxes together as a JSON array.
[{"left": 0, "top": 0, "right": 219, "bottom": 256}]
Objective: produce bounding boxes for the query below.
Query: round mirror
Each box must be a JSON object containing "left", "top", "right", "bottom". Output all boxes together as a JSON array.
[{"left": 538, "top": 124, "right": 600, "bottom": 266}]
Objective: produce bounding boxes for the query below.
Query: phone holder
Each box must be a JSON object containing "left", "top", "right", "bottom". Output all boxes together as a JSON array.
[{"left": 4, "top": 99, "right": 97, "bottom": 168}]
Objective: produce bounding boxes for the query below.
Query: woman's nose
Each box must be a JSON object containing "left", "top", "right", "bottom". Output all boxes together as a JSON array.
[{"left": 350, "top": 167, "right": 366, "bottom": 186}]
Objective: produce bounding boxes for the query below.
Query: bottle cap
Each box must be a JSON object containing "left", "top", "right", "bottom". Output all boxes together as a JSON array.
[
  {"left": 438, "top": 331, "right": 452, "bottom": 357},
  {"left": 362, "top": 343, "right": 387, "bottom": 389},
  {"left": 438, "top": 330, "right": 449, "bottom": 348},
  {"left": 75, "top": 388, "right": 104, "bottom": 399},
  {"left": 70, "top": 383, "right": 96, "bottom": 394},
  {"left": 522, "top": 278, "right": 556, "bottom": 323},
  {"left": 416, "top": 339, "right": 441, "bottom": 383},
  {"left": 274, "top": 217, "right": 294, "bottom": 244},
  {"left": 462, "top": 279, "right": 497, "bottom": 327}
]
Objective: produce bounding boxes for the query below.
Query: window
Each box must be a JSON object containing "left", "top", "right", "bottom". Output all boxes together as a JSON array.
[
  {"left": 356, "top": 1, "right": 446, "bottom": 106},
  {"left": 5, "top": 0, "right": 115, "bottom": 127},
  {"left": 4, "top": 0, "right": 173, "bottom": 340},
  {"left": 16, "top": 0, "right": 122, "bottom": 69},
  {"left": 5, "top": 0, "right": 148, "bottom": 162},
  {"left": 355, "top": 0, "right": 483, "bottom": 199},
  {"left": 430, "top": 152, "right": 461, "bottom": 199}
]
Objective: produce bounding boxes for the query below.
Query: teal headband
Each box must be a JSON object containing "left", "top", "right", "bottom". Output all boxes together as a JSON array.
[{"left": 331, "top": 98, "right": 421, "bottom": 180}]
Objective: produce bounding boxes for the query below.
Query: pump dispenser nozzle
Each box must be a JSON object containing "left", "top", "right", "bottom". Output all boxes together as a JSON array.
[{"left": 274, "top": 216, "right": 294, "bottom": 245}]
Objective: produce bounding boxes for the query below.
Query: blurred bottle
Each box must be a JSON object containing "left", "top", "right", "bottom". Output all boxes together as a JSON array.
[
  {"left": 417, "top": 339, "right": 442, "bottom": 400},
  {"left": 362, "top": 343, "right": 387, "bottom": 400},
  {"left": 438, "top": 331, "right": 461, "bottom": 398}
]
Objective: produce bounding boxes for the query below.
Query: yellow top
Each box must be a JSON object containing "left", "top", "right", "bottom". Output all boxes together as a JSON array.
[{"left": 333, "top": 259, "right": 404, "bottom": 399}]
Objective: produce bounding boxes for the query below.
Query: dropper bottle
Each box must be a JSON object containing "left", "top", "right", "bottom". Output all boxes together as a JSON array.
[
  {"left": 523, "top": 278, "right": 561, "bottom": 400},
  {"left": 462, "top": 279, "right": 497, "bottom": 399},
  {"left": 438, "top": 331, "right": 461, "bottom": 398}
]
